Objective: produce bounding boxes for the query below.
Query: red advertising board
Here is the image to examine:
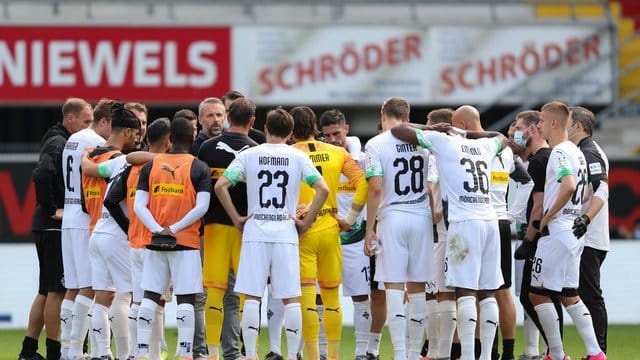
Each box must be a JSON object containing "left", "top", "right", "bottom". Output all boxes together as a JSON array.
[{"left": 0, "top": 26, "right": 231, "bottom": 103}]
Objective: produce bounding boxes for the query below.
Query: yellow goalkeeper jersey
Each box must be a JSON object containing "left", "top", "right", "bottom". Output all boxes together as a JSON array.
[{"left": 293, "top": 140, "right": 368, "bottom": 233}]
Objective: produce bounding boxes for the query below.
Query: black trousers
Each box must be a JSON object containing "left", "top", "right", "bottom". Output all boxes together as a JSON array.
[{"left": 579, "top": 246, "right": 608, "bottom": 353}]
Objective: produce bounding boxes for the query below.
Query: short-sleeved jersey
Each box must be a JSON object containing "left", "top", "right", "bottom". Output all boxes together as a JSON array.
[
  {"left": 61, "top": 128, "right": 106, "bottom": 230},
  {"left": 137, "top": 153, "right": 211, "bottom": 249},
  {"left": 222, "top": 143, "right": 322, "bottom": 244},
  {"left": 293, "top": 141, "right": 367, "bottom": 234},
  {"left": 81, "top": 147, "right": 122, "bottom": 232},
  {"left": 428, "top": 154, "right": 447, "bottom": 239},
  {"left": 544, "top": 141, "right": 588, "bottom": 233},
  {"left": 92, "top": 156, "right": 129, "bottom": 237},
  {"left": 415, "top": 130, "right": 501, "bottom": 222},
  {"left": 365, "top": 131, "right": 431, "bottom": 219},
  {"left": 577, "top": 137, "right": 609, "bottom": 250},
  {"left": 198, "top": 132, "right": 258, "bottom": 225}
]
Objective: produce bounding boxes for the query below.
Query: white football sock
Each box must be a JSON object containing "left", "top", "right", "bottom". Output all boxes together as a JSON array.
[
  {"left": 353, "top": 300, "right": 371, "bottom": 357},
  {"left": 479, "top": 297, "right": 499, "bottom": 360},
  {"left": 92, "top": 303, "right": 112, "bottom": 357},
  {"left": 456, "top": 296, "right": 477, "bottom": 360},
  {"left": 366, "top": 332, "right": 382, "bottom": 356},
  {"left": 136, "top": 298, "right": 157, "bottom": 357},
  {"left": 386, "top": 289, "right": 407, "bottom": 360},
  {"left": 60, "top": 299, "right": 75, "bottom": 359},
  {"left": 176, "top": 303, "right": 195, "bottom": 358},
  {"left": 128, "top": 304, "right": 139, "bottom": 358},
  {"left": 566, "top": 300, "right": 601, "bottom": 356},
  {"left": 425, "top": 299, "right": 439, "bottom": 358},
  {"left": 534, "top": 302, "right": 564, "bottom": 360},
  {"left": 523, "top": 312, "right": 540, "bottom": 357},
  {"left": 110, "top": 292, "right": 131, "bottom": 360},
  {"left": 242, "top": 299, "right": 261, "bottom": 359},
  {"left": 407, "top": 293, "right": 427, "bottom": 360},
  {"left": 284, "top": 303, "right": 303, "bottom": 360},
  {"left": 267, "top": 291, "right": 285, "bottom": 354},
  {"left": 437, "top": 299, "right": 457, "bottom": 359},
  {"left": 68, "top": 295, "right": 92, "bottom": 359}
]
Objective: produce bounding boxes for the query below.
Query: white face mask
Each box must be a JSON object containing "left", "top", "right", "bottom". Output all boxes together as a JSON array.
[
  {"left": 514, "top": 130, "right": 528, "bottom": 147},
  {"left": 568, "top": 124, "right": 578, "bottom": 140},
  {"left": 223, "top": 116, "right": 230, "bottom": 130}
]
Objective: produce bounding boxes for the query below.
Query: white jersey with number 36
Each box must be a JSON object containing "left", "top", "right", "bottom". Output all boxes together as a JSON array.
[
  {"left": 222, "top": 143, "right": 322, "bottom": 244},
  {"left": 61, "top": 128, "right": 105, "bottom": 230},
  {"left": 415, "top": 130, "right": 501, "bottom": 223}
]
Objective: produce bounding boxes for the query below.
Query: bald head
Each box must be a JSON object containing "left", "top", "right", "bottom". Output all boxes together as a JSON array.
[{"left": 452, "top": 105, "right": 481, "bottom": 130}]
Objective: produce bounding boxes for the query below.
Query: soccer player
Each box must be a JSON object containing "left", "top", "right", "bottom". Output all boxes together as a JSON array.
[
  {"left": 108, "top": 118, "right": 172, "bottom": 359},
  {"left": 18, "top": 98, "right": 92, "bottom": 360},
  {"left": 422, "top": 108, "right": 457, "bottom": 360},
  {"left": 134, "top": 117, "right": 212, "bottom": 359},
  {"left": 125, "top": 102, "right": 148, "bottom": 149},
  {"left": 198, "top": 98, "right": 259, "bottom": 360},
  {"left": 527, "top": 102, "right": 604, "bottom": 360},
  {"left": 60, "top": 98, "right": 114, "bottom": 360},
  {"left": 568, "top": 107, "right": 610, "bottom": 353},
  {"left": 364, "top": 97, "right": 435, "bottom": 360},
  {"left": 214, "top": 108, "right": 329, "bottom": 360},
  {"left": 319, "top": 109, "right": 371, "bottom": 360},
  {"left": 222, "top": 90, "right": 267, "bottom": 145},
  {"left": 290, "top": 106, "right": 368, "bottom": 360},
  {"left": 450, "top": 106, "right": 533, "bottom": 360},
  {"left": 390, "top": 106, "right": 508, "bottom": 360},
  {"left": 81, "top": 104, "right": 141, "bottom": 359}
]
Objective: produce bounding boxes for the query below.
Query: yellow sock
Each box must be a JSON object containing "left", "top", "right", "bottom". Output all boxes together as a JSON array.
[
  {"left": 301, "top": 285, "right": 319, "bottom": 359},
  {"left": 205, "top": 287, "right": 226, "bottom": 347},
  {"left": 320, "top": 286, "right": 342, "bottom": 359}
]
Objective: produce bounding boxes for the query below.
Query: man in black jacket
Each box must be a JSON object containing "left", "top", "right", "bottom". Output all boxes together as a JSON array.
[{"left": 19, "top": 98, "right": 93, "bottom": 360}]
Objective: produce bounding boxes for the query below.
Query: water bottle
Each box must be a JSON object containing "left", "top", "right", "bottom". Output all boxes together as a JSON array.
[{"left": 370, "top": 234, "right": 382, "bottom": 255}]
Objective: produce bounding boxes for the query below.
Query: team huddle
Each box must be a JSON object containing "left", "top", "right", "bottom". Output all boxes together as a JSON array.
[{"left": 23, "top": 93, "right": 609, "bottom": 360}]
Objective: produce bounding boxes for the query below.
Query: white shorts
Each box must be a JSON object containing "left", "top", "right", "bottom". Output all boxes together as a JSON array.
[
  {"left": 531, "top": 230, "right": 583, "bottom": 292},
  {"left": 341, "top": 241, "right": 370, "bottom": 297},
  {"left": 131, "top": 248, "right": 174, "bottom": 303},
  {"left": 235, "top": 241, "right": 301, "bottom": 299},
  {"left": 61, "top": 228, "right": 92, "bottom": 289},
  {"left": 374, "top": 211, "right": 434, "bottom": 284},
  {"left": 433, "top": 240, "right": 453, "bottom": 294},
  {"left": 445, "top": 219, "right": 503, "bottom": 291},
  {"left": 141, "top": 249, "right": 202, "bottom": 296},
  {"left": 513, "top": 240, "right": 525, "bottom": 297},
  {"left": 89, "top": 232, "right": 132, "bottom": 292}
]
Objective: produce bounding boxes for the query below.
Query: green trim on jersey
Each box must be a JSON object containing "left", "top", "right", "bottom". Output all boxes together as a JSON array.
[
  {"left": 222, "top": 168, "right": 243, "bottom": 186},
  {"left": 494, "top": 137, "right": 502, "bottom": 154},
  {"left": 415, "top": 128, "right": 432, "bottom": 150},
  {"left": 365, "top": 166, "right": 383, "bottom": 179},
  {"left": 556, "top": 167, "right": 574, "bottom": 181},
  {"left": 304, "top": 173, "right": 322, "bottom": 187},
  {"left": 97, "top": 162, "right": 110, "bottom": 178}
]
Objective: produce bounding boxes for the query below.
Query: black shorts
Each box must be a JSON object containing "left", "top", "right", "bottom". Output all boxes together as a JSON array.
[
  {"left": 35, "top": 230, "right": 66, "bottom": 295},
  {"left": 498, "top": 219, "right": 512, "bottom": 289}
]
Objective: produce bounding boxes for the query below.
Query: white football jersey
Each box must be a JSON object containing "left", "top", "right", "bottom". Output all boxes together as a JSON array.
[
  {"left": 490, "top": 146, "right": 515, "bottom": 220},
  {"left": 579, "top": 138, "right": 610, "bottom": 251},
  {"left": 61, "top": 128, "right": 106, "bottom": 230},
  {"left": 223, "top": 143, "right": 322, "bottom": 244},
  {"left": 365, "top": 131, "right": 431, "bottom": 220},
  {"left": 544, "top": 141, "right": 588, "bottom": 233},
  {"left": 415, "top": 130, "right": 501, "bottom": 222},
  {"left": 92, "top": 156, "right": 130, "bottom": 237},
  {"left": 428, "top": 155, "right": 447, "bottom": 237}
]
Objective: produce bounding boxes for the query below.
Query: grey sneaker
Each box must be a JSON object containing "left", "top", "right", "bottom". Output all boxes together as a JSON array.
[{"left": 355, "top": 355, "right": 368, "bottom": 360}]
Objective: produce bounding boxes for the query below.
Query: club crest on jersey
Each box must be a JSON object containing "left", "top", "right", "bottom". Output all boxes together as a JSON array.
[
  {"left": 84, "top": 186, "right": 101, "bottom": 199},
  {"left": 152, "top": 183, "right": 184, "bottom": 196}
]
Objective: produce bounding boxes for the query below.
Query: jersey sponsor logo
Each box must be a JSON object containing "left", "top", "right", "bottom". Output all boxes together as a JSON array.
[
  {"left": 589, "top": 162, "right": 603, "bottom": 175},
  {"left": 161, "top": 164, "right": 180, "bottom": 179},
  {"left": 84, "top": 186, "right": 101, "bottom": 199},
  {"left": 128, "top": 187, "right": 136, "bottom": 199},
  {"left": 490, "top": 171, "right": 509, "bottom": 185},
  {"left": 215, "top": 141, "right": 250, "bottom": 157},
  {"left": 65, "top": 141, "right": 79, "bottom": 150},
  {"left": 337, "top": 181, "right": 356, "bottom": 193},
  {"left": 152, "top": 183, "right": 185, "bottom": 196},
  {"left": 209, "top": 167, "right": 226, "bottom": 180}
]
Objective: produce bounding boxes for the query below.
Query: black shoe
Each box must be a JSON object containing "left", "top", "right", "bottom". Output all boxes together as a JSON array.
[
  {"left": 297, "top": 353, "right": 303, "bottom": 360},
  {"left": 365, "top": 352, "right": 380, "bottom": 360},
  {"left": 18, "top": 353, "right": 45, "bottom": 360},
  {"left": 265, "top": 352, "right": 284, "bottom": 360}
]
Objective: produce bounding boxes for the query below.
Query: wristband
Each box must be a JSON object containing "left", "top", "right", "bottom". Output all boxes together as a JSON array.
[{"left": 344, "top": 209, "right": 360, "bottom": 227}]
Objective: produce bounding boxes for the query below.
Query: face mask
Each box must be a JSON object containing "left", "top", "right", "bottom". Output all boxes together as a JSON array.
[
  {"left": 223, "top": 117, "right": 230, "bottom": 130},
  {"left": 567, "top": 124, "right": 578, "bottom": 140},
  {"left": 514, "top": 130, "right": 528, "bottom": 147}
]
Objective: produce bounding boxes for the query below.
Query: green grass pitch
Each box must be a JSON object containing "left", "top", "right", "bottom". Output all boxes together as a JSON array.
[{"left": 2, "top": 325, "right": 639, "bottom": 359}]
